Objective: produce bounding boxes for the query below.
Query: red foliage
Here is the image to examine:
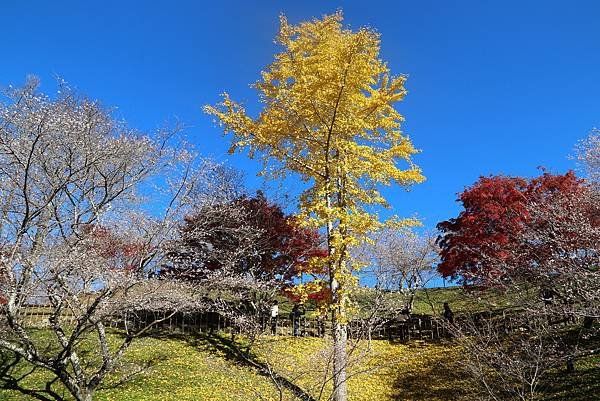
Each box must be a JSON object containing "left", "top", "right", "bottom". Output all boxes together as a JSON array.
[
  {"left": 437, "top": 171, "right": 585, "bottom": 284},
  {"left": 283, "top": 286, "right": 332, "bottom": 304},
  {"left": 236, "top": 192, "right": 327, "bottom": 280},
  {"left": 81, "top": 225, "right": 145, "bottom": 272},
  {"left": 165, "top": 191, "right": 327, "bottom": 285}
]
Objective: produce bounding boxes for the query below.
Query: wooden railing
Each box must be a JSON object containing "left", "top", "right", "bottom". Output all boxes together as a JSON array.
[{"left": 13, "top": 305, "right": 580, "bottom": 342}]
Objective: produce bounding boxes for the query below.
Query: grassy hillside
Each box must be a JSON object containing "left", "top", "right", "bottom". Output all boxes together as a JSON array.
[
  {"left": 349, "top": 285, "right": 524, "bottom": 318},
  {"left": 1, "top": 330, "right": 598, "bottom": 401},
  {"left": 0, "top": 331, "right": 468, "bottom": 401},
  {"left": 2, "top": 286, "right": 596, "bottom": 400}
]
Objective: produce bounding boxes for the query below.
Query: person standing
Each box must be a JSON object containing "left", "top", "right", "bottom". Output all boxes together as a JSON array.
[
  {"left": 317, "top": 309, "right": 327, "bottom": 337},
  {"left": 290, "top": 303, "right": 305, "bottom": 337},
  {"left": 270, "top": 300, "right": 279, "bottom": 335},
  {"left": 443, "top": 302, "right": 454, "bottom": 324}
]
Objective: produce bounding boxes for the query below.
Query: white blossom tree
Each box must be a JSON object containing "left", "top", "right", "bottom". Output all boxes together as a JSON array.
[
  {"left": 362, "top": 230, "right": 439, "bottom": 314},
  {"left": 0, "top": 78, "right": 217, "bottom": 401},
  {"left": 577, "top": 128, "right": 600, "bottom": 186}
]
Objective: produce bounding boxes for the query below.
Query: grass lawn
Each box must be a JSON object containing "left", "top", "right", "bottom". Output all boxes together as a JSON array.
[
  {"left": 0, "top": 331, "right": 470, "bottom": 401},
  {"left": 0, "top": 333, "right": 286, "bottom": 401},
  {"left": 350, "top": 285, "right": 525, "bottom": 317},
  {"left": 1, "top": 329, "right": 597, "bottom": 400}
]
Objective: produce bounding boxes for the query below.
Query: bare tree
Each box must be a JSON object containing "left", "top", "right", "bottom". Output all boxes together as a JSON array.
[
  {"left": 448, "top": 310, "right": 564, "bottom": 401},
  {"left": 0, "top": 78, "right": 211, "bottom": 401},
  {"left": 162, "top": 198, "right": 275, "bottom": 343},
  {"left": 362, "top": 230, "right": 439, "bottom": 314}
]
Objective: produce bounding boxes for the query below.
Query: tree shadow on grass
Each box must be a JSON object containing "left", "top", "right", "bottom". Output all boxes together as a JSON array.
[
  {"left": 391, "top": 341, "right": 474, "bottom": 401},
  {"left": 539, "top": 325, "right": 600, "bottom": 400},
  {"left": 540, "top": 358, "right": 600, "bottom": 401},
  {"left": 389, "top": 332, "right": 600, "bottom": 401},
  {"left": 0, "top": 351, "right": 65, "bottom": 401},
  {"left": 150, "top": 331, "right": 317, "bottom": 401}
]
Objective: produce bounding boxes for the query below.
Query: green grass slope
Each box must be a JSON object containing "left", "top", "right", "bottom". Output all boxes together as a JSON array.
[{"left": 2, "top": 331, "right": 597, "bottom": 401}]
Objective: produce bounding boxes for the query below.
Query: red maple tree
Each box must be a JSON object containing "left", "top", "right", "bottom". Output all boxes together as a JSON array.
[
  {"left": 437, "top": 171, "right": 586, "bottom": 285},
  {"left": 164, "top": 191, "right": 327, "bottom": 286}
]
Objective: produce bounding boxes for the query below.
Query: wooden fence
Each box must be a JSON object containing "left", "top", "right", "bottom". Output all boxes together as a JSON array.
[
  {"left": 15, "top": 305, "right": 450, "bottom": 341},
  {"left": 15, "top": 305, "right": 579, "bottom": 342},
  {"left": 120, "top": 312, "right": 450, "bottom": 341}
]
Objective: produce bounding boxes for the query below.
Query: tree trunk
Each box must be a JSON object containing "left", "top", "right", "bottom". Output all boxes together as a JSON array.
[
  {"left": 327, "top": 238, "right": 349, "bottom": 401},
  {"left": 332, "top": 310, "right": 348, "bottom": 401},
  {"left": 326, "top": 181, "right": 349, "bottom": 401},
  {"left": 78, "top": 391, "right": 93, "bottom": 401}
]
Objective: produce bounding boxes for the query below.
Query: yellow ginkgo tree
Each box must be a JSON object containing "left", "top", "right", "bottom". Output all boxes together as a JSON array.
[{"left": 205, "top": 11, "right": 424, "bottom": 401}]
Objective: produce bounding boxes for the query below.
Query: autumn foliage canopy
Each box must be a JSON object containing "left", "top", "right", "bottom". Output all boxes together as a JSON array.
[
  {"left": 164, "top": 192, "right": 327, "bottom": 286},
  {"left": 437, "top": 171, "right": 589, "bottom": 284}
]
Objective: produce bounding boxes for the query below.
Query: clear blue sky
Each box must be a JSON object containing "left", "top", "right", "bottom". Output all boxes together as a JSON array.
[{"left": 2, "top": 0, "right": 600, "bottom": 231}]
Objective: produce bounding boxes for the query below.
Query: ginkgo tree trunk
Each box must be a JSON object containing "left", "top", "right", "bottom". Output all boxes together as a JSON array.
[{"left": 206, "top": 11, "right": 424, "bottom": 401}]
